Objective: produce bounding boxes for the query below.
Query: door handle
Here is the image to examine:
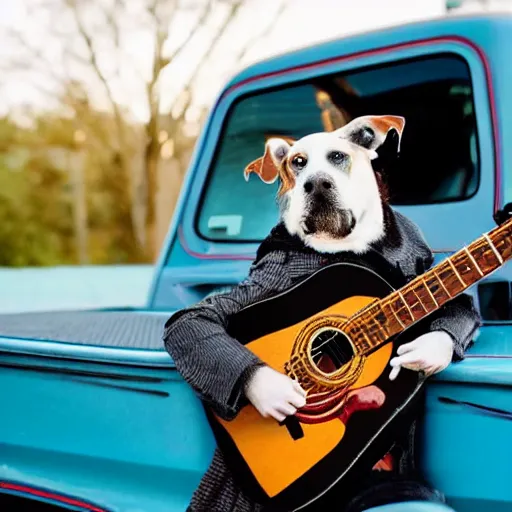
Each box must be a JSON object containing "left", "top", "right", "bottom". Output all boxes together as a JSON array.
[{"left": 438, "top": 396, "right": 512, "bottom": 421}]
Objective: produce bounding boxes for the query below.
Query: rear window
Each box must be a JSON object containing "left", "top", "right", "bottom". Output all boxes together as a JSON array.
[{"left": 196, "top": 53, "right": 479, "bottom": 242}]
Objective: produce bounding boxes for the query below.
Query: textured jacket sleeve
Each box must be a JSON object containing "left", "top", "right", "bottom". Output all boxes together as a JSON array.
[
  {"left": 394, "top": 210, "right": 481, "bottom": 361},
  {"left": 428, "top": 294, "right": 481, "bottom": 361},
  {"left": 163, "top": 250, "right": 291, "bottom": 420}
]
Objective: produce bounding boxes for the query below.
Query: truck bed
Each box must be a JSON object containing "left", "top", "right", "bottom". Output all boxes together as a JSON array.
[{"left": 0, "top": 310, "right": 168, "bottom": 349}]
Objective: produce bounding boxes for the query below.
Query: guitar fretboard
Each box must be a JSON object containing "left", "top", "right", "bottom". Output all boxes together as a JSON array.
[{"left": 345, "top": 218, "right": 512, "bottom": 354}]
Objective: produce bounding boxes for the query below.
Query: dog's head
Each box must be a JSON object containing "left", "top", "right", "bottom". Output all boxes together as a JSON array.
[{"left": 244, "top": 115, "right": 405, "bottom": 254}]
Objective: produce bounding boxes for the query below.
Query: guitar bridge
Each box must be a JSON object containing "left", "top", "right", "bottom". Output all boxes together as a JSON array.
[{"left": 279, "top": 416, "right": 304, "bottom": 440}]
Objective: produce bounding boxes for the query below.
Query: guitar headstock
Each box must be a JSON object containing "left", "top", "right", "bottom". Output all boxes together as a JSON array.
[{"left": 493, "top": 202, "right": 512, "bottom": 226}]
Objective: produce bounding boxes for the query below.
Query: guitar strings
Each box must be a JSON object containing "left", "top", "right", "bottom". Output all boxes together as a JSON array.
[
  {"left": 305, "top": 257, "right": 456, "bottom": 366},
  {"left": 296, "top": 241, "right": 500, "bottom": 384},
  {"left": 310, "top": 331, "right": 338, "bottom": 356},
  {"left": 310, "top": 331, "right": 353, "bottom": 368}
]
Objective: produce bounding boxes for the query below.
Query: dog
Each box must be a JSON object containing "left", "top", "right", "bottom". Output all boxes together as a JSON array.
[
  {"left": 243, "top": 115, "right": 405, "bottom": 254},
  {"left": 242, "top": 115, "right": 411, "bottom": 469},
  {"left": 242, "top": 114, "right": 430, "bottom": 470}
]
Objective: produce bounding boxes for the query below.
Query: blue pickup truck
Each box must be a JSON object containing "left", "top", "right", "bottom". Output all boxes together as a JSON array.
[{"left": 1, "top": 11, "right": 511, "bottom": 512}]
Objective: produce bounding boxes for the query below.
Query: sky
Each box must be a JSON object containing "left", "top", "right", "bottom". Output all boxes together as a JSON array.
[{"left": 0, "top": 0, "right": 461, "bottom": 124}]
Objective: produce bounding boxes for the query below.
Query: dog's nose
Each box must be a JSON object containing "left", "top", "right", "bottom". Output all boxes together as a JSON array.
[{"left": 304, "top": 176, "right": 334, "bottom": 195}]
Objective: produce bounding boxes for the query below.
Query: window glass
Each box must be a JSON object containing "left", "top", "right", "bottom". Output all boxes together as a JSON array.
[{"left": 196, "top": 54, "right": 479, "bottom": 242}]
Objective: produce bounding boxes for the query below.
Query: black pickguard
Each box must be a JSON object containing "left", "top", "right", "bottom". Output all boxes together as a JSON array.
[{"left": 206, "top": 262, "right": 428, "bottom": 511}]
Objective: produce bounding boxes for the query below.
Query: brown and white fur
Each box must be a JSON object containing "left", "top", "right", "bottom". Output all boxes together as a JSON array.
[{"left": 244, "top": 115, "right": 405, "bottom": 254}]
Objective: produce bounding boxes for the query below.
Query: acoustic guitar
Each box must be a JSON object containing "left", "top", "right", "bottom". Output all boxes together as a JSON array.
[{"left": 205, "top": 206, "right": 512, "bottom": 511}]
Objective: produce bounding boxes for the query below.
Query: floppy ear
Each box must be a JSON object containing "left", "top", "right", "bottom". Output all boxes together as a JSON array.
[
  {"left": 243, "top": 138, "right": 292, "bottom": 184},
  {"left": 334, "top": 115, "right": 405, "bottom": 153}
]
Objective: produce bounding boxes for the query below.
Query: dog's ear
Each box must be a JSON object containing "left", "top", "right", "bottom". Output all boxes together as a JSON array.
[
  {"left": 371, "top": 127, "right": 402, "bottom": 174},
  {"left": 244, "top": 138, "right": 292, "bottom": 185},
  {"left": 334, "top": 115, "right": 405, "bottom": 153},
  {"left": 335, "top": 115, "right": 405, "bottom": 174}
]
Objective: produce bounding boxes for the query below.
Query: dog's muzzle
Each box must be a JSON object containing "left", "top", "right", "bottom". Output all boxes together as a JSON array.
[
  {"left": 302, "top": 175, "right": 356, "bottom": 238},
  {"left": 302, "top": 209, "right": 356, "bottom": 238}
]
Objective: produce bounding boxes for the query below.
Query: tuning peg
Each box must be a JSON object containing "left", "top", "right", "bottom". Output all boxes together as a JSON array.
[{"left": 493, "top": 203, "right": 512, "bottom": 226}]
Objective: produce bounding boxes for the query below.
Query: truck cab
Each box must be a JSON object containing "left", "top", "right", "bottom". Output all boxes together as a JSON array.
[{"left": 1, "top": 12, "right": 511, "bottom": 512}]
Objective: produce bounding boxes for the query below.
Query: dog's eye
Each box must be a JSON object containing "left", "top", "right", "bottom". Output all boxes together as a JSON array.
[
  {"left": 327, "top": 151, "right": 347, "bottom": 165},
  {"left": 291, "top": 155, "right": 308, "bottom": 170}
]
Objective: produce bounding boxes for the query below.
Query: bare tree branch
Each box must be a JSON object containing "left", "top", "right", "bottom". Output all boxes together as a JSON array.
[
  {"left": 99, "top": 0, "right": 129, "bottom": 85},
  {"left": 169, "top": 0, "right": 243, "bottom": 120},
  {"left": 160, "top": 0, "right": 214, "bottom": 72},
  {"left": 143, "top": 0, "right": 208, "bottom": 143},
  {"left": 3, "top": 28, "right": 107, "bottom": 142},
  {"left": 234, "top": 1, "right": 286, "bottom": 63},
  {"left": 65, "top": 0, "right": 127, "bottom": 148},
  {"left": 5, "top": 28, "right": 69, "bottom": 87},
  {"left": 103, "top": 0, "right": 123, "bottom": 49}
]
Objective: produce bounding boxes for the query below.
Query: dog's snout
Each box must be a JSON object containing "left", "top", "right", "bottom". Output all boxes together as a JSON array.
[{"left": 304, "top": 176, "right": 334, "bottom": 195}]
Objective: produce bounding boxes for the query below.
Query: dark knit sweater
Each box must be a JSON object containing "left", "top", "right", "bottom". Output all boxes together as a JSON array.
[{"left": 163, "top": 206, "right": 481, "bottom": 512}]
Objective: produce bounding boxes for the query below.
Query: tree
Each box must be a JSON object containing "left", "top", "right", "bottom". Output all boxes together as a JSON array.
[
  {"left": 3, "top": 0, "right": 286, "bottom": 261},
  {"left": 0, "top": 117, "right": 75, "bottom": 266}
]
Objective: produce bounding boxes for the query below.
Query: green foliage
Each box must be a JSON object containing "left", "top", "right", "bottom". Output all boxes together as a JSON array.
[
  {"left": 0, "top": 114, "right": 144, "bottom": 266},
  {"left": 0, "top": 151, "right": 74, "bottom": 266}
]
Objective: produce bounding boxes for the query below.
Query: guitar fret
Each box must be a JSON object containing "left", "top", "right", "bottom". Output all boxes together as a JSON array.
[
  {"left": 499, "top": 224, "right": 512, "bottom": 258},
  {"left": 412, "top": 288, "right": 428, "bottom": 313},
  {"left": 464, "top": 246, "right": 483, "bottom": 277},
  {"left": 387, "top": 300, "right": 413, "bottom": 330},
  {"left": 369, "top": 317, "right": 386, "bottom": 341},
  {"left": 484, "top": 233, "right": 504, "bottom": 264},
  {"left": 447, "top": 258, "right": 466, "bottom": 287},
  {"left": 397, "top": 291, "right": 415, "bottom": 321},
  {"left": 423, "top": 279, "right": 439, "bottom": 307},
  {"left": 356, "top": 307, "right": 389, "bottom": 349},
  {"left": 370, "top": 308, "right": 389, "bottom": 337},
  {"left": 360, "top": 329, "right": 373, "bottom": 350},
  {"left": 388, "top": 302, "right": 406, "bottom": 329},
  {"left": 350, "top": 322, "right": 372, "bottom": 351},
  {"left": 382, "top": 297, "right": 406, "bottom": 329},
  {"left": 396, "top": 303, "right": 414, "bottom": 318},
  {"left": 433, "top": 268, "right": 451, "bottom": 297}
]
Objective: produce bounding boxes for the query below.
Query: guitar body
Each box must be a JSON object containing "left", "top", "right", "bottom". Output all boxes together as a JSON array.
[{"left": 206, "top": 262, "right": 427, "bottom": 511}]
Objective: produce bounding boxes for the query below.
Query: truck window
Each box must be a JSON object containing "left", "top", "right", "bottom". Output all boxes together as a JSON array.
[{"left": 197, "top": 53, "right": 478, "bottom": 242}]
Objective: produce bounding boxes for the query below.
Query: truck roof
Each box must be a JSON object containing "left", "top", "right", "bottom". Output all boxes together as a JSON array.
[{"left": 223, "top": 12, "right": 512, "bottom": 93}]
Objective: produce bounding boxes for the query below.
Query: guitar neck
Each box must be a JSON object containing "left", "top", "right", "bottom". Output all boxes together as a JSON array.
[{"left": 345, "top": 218, "right": 512, "bottom": 354}]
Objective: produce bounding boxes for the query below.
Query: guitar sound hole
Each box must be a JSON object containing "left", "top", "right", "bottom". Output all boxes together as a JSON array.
[{"left": 310, "top": 328, "right": 355, "bottom": 373}]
